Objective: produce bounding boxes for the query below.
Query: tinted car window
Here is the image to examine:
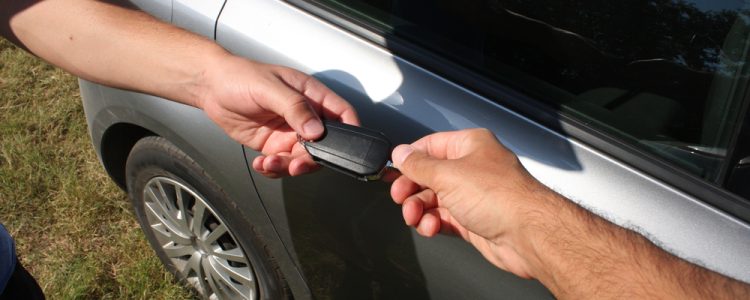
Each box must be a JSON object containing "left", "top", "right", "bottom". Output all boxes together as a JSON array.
[{"left": 308, "top": 0, "right": 750, "bottom": 181}]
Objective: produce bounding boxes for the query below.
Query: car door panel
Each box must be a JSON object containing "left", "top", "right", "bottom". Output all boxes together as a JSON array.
[
  {"left": 130, "top": 0, "right": 171, "bottom": 22},
  {"left": 217, "top": 0, "right": 750, "bottom": 298},
  {"left": 172, "top": 0, "right": 226, "bottom": 38}
]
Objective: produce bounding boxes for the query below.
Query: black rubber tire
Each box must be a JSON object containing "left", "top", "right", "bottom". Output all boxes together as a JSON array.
[{"left": 125, "top": 136, "right": 288, "bottom": 300}]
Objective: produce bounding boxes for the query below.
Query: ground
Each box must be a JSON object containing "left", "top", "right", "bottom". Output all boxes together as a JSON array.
[{"left": 0, "top": 39, "right": 193, "bottom": 299}]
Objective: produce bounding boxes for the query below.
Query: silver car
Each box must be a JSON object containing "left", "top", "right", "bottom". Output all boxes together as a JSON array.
[{"left": 81, "top": 0, "right": 750, "bottom": 299}]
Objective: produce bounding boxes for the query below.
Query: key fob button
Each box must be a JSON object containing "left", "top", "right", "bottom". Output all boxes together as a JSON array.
[{"left": 302, "top": 121, "right": 391, "bottom": 181}]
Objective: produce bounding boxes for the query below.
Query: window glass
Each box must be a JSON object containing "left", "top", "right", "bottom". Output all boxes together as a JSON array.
[{"left": 310, "top": 0, "right": 750, "bottom": 181}]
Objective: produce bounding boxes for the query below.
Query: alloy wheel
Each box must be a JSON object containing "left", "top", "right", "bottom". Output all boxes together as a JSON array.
[{"left": 142, "top": 176, "right": 257, "bottom": 300}]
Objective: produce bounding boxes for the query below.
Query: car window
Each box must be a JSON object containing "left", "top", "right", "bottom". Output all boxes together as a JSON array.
[{"left": 304, "top": 0, "right": 750, "bottom": 182}]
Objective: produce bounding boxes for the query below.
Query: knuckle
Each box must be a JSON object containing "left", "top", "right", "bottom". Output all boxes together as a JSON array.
[
  {"left": 272, "top": 64, "right": 294, "bottom": 74},
  {"left": 284, "top": 91, "right": 307, "bottom": 104},
  {"left": 470, "top": 128, "right": 494, "bottom": 139},
  {"left": 461, "top": 128, "right": 496, "bottom": 151},
  {"left": 281, "top": 67, "right": 312, "bottom": 86},
  {"left": 281, "top": 95, "right": 310, "bottom": 117}
]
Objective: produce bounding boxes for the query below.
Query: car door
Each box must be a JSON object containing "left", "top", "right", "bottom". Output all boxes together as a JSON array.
[
  {"left": 215, "top": 0, "right": 750, "bottom": 299},
  {"left": 131, "top": 0, "right": 225, "bottom": 37},
  {"left": 172, "top": 0, "right": 226, "bottom": 38},
  {"left": 130, "top": 0, "right": 171, "bottom": 22}
]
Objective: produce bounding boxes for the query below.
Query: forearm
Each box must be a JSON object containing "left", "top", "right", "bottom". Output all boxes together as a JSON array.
[
  {"left": 518, "top": 190, "right": 750, "bottom": 299},
  {"left": 7, "top": 0, "right": 229, "bottom": 107}
]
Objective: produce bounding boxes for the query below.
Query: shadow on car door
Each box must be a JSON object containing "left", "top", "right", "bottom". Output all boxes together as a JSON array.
[
  {"left": 249, "top": 66, "right": 572, "bottom": 299},
  {"left": 222, "top": 1, "right": 581, "bottom": 299}
]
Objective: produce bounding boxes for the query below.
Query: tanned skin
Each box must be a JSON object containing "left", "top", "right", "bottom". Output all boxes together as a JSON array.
[
  {"left": 1, "top": 0, "right": 359, "bottom": 178},
  {"left": 390, "top": 129, "right": 750, "bottom": 299},
  {"left": 2, "top": 1, "right": 748, "bottom": 298}
]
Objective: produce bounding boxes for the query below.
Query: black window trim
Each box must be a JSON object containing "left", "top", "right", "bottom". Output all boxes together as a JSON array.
[
  {"left": 724, "top": 97, "right": 750, "bottom": 191},
  {"left": 283, "top": 0, "right": 750, "bottom": 223}
]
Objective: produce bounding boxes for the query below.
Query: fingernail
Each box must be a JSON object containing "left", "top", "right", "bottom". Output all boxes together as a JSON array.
[
  {"left": 265, "top": 156, "right": 282, "bottom": 171},
  {"left": 303, "top": 119, "right": 324, "bottom": 138},
  {"left": 392, "top": 144, "right": 414, "bottom": 168},
  {"left": 295, "top": 163, "right": 309, "bottom": 175}
]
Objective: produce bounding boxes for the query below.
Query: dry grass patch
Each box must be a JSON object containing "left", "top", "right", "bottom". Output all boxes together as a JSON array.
[{"left": 0, "top": 39, "right": 193, "bottom": 299}]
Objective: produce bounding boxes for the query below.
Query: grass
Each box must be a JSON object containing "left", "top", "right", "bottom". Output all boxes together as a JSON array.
[{"left": 0, "top": 39, "right": 194, "bottom": 299}]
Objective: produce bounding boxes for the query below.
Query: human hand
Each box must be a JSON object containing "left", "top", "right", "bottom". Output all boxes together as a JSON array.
[
  {"left": 197, "top": 56, "right": 359, "bottom": 178},
  {"left": 389, "top": 128, "right": 556, "bottom": 278},
  {"left": 393, "top": 131, "right": 750, "bottom": 299}
]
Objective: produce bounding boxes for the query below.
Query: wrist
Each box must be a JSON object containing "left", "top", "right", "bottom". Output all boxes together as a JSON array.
[
  {"left": 505, "top": 182, "right": 572, "bottom": 282},
  {"left": 187, "top": 46, "right": 235, "bottom": 110}
]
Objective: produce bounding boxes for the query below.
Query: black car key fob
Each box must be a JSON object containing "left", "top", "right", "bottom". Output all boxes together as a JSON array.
[{"left": 300, "top": 120, "right": 392, "bottom": 181}]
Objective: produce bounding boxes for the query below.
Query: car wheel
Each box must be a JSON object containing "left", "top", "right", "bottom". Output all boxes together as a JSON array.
[{"left": 125, "top": 136, "right": 288, "bottom": 300}]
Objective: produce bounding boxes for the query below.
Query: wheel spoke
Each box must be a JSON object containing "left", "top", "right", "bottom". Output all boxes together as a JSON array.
[
  {"left": 213, "top": 247, "right": 247, "bottom": 263},
  {"left": 191, "top": 201, "right": 207, "bottom": 237},
  {"left": 180, "top": 252, "right": 202, "bottom": 278},
  {"left": 141, "top": 177, "right": 256, "bottom": 299},
  {"left": 144, "top": 202, "right": 164, "bottom": 223},
  {"left": 206, "top": 256, "right": 248, "bottom": 296},
  {"left": 155, "top": 180, "right": 170, "bottom": 205},
  {"left": 163, "top": 243, "right": 194, "bottom": 258},
  {"left": 151, "top": 223, "right": 192, "bottom": 246},
  {"left": 174, "top": 185, "right": 191, "bottom": 234},
  {"left": 145, "top": 189, "right": 168, "bottom": 216},
  {"left": 203, "top": 256, "right": 227, "bottom": 298},
  {"left": 203, "top": 223, "right": 227, "bottom": 245},
  {"left": 182, "top": 253, "right": 211, "bottom": 296},
  {"left": 212, "top": 255, "right": 254, "bottom": 286},
  {"left": 145, "top": 202, "right": 192, "bottom": 242},
  {"left": 149, "top": 184, "right": 182, "bottom": 230}
]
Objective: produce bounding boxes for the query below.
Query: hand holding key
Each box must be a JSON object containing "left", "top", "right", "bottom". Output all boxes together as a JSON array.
[
  {"left": 199, "top": 59, "right": 360, "bottom": 178},
  {"left": 389, "top": 128, "right": 551, "bottom": 278},
  {"left": 390, "top": 129, "right": 750, "bottom": 299},
  {"left": 301, "top": 121, "right": 392, "bottom": 181}
]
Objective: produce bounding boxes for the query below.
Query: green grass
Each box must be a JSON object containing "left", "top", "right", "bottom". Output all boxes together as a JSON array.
[{"left": 0, "top": 39, "right": 194, "bottom": 299}]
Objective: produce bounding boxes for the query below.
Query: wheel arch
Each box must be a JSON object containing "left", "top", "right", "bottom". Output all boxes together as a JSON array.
[
  {"left": 80, "top": 81, "right": 311, "bottom": 297},
  {"left": 100, "top": 123, "right": 156, "bottom": 190}
]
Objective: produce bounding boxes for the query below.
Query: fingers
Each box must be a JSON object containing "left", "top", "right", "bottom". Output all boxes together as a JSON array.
[
  {"left": 402, "top": 198, "right": 465, "bottom": 238},
  {"left": 275, "top": 67, "right": 360, "bottom": 127},
  {"left": 381, "top": 168, "right": 402, "bottom": 183},
  {"left": 410, "top": 207, "right": 469, "bottom": 238},
  {"left": 415, "top": 210, "right": 442, "bottom": 237},
  {"left": 297, "top": 74, "right": 360, "bottom": 126},
  {"left": 250, "top": 66, "right": 328, "bottom": 141},
  {"left": 266, "top": 84, "right": 325, "bottom": 141},
  {"left": 391, "top": 174, "right": 440, "bottom": 235},
  {"left": 252, "top": 153, "right": 320, "bottom": 177},
  {"left": 400, "top": 189, "right": 443, "bottom": 237},
  {"left": 402, "top": 189, "right": 438, "bottom": 224},
  {"left": 410, "top": 128, "right": 497, "bottom": 160},
  {"left": 390, "top": 175, "right": 421, "bottom": 204},
  {"left": 391, "top": 128, "right": 502, "bottom": 187},
  {"left": 389, "top": 129, "right": 505, "bottom": 240},
  {"left": 391, "top": 144, "right": 445, "bottom": 188}
]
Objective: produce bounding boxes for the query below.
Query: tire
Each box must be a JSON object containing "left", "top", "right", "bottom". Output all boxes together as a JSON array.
[{"left": 125, "top": 136, "right": 288, "bottom": 300}]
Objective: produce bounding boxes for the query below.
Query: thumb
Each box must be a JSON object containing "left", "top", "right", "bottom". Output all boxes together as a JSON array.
[
  {"left": 275, "top": 91, "right": 324, "bottom": 140},
  {"left": 392, "top": 144, "right": 445, "bottom": 188}
]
